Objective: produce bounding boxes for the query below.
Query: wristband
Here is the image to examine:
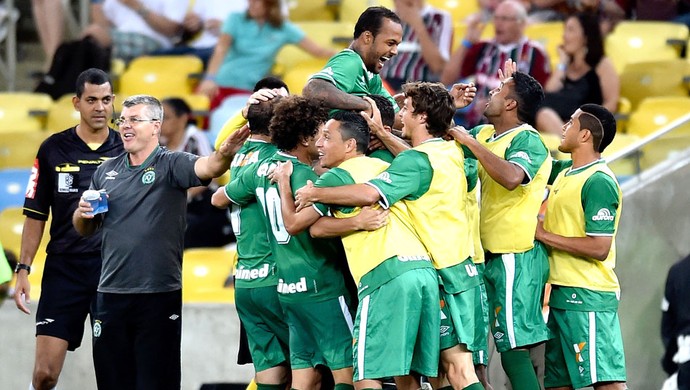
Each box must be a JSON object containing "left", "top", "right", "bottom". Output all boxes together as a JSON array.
[
  {"left": 462, "top": 39, "right": 473, "bottom": 49},
  {"left": 14, "top": 263, "right": 31, "bottom": 275},
  {"left": 203, "top": 74, "right": 217, "bottom": 82},
  {"left": 557, "top": 63, "right": 567, "bottom": 72}
]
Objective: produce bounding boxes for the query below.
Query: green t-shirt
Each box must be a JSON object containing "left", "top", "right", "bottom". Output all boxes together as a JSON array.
[
  {"left": 310, "top": 49, "right": 398, "bottom": 112},
  {"left": 226, "top": 151, "right": 348, "bottom": 303},
  {"left": 227, "top": 139, "right": 279, "bottom": 288},
  {"left": 368, "top": 149, "right": 433, "bottom": 206},
  {"left": 467, "top": 124, "right": 549, "bottom": 184}
]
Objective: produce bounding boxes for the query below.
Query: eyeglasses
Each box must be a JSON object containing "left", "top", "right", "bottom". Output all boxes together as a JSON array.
[{"left": 113, "top": 117, "right": 160, "bottom": 128}]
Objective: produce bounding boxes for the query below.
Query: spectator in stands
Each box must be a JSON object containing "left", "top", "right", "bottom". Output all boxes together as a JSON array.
[
  {"left": 661, "top": 254, "right": 690, "bottom": 390},
  {"left": 151, "top": 0, "right": 244, "bottom": 67},
  {"left": 535, "top": 12, "right": 619, "bottom": 135},
  {"left": 441, "top": 0, "right": 551, "bottom": 127},
  {"left": 159, "top": 97, "right": 234, "bottom": 248},
  {"left": 380, "top": 0, "right": 453, "bottom": 92},
  {"left": 197, "top": 0, "right": 335, "bottom": 110},
  {"left": 528, "top": 0, "right": 625, "bottom": 33},
  {"left": 31, "top": 0, "right": 65, "bottom": 68},
  {"left": 82, "top": 0, "right": 187, "bottom": 62}
]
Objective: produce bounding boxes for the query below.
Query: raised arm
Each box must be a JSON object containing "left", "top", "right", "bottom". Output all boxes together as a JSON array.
[
  {"left": 194, "top": 125, "right": 250, "bottom": 180},
  {"left": 302, "top": 79, "right": 371, "bottom": 112},
  {"left": 269, "top": 161, "right": 321, "bottom": 235}
]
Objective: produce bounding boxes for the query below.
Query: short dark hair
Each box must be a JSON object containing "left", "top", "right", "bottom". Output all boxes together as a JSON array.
[
  {"left": 247, "top": 96, "right": 282, "bottom": 136},
  {"left": 270, "top": 96, "right": 329, "bottom": 151},
  {"left": 253, "top": 76, "right": 289, "bottom": 93},
  {"left": 76, "top": 68, "right": 112, "bottom": 97},
  {"left": 161, "top": 97, "right": 192, "bottom": 118},
  {"left": 330, "top": 110, "right": 370, "bottom": 153},
  {"left": 367, "top": 94, "right": 395, "bottom": 128},
  {"left": 507, "top": 72, "right": 544, "bottom": 125},
  {"left": 402, "top": 82, "right": 455, "bottom": 137},
  {"left": 353, "top": 6, "right": 401, "bottom": 39},
  {"left": 579, "top": 103, "right": 616, "bottom": 152}
]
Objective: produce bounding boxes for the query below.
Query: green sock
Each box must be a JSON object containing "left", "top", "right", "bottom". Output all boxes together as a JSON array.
[
  {"left": 462, "top": 382, "right": 485, "bottom": 390},
  {"left": 333, "top": 384, "right": 354, "bottom": 390},
  {"left": 501, "top": 349, "right": 540, "bottom": 390},
  {"left": 257, "top": 383, "right": 285, "bottom": 390}
]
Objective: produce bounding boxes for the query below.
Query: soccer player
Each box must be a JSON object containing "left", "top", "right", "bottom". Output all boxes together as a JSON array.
[
  {"left": 303, "top": 6, "right": 402, "bottom": 117},
  {"left": 450, "top": 61, "right": 551, "bottom": 390},
  {"left": 223, "top": 95, "right": 355, "bottom": 390},
  {"left": 270, "top": 110, "right": 440, "bottom": 390},
  {"left": 13, "top": 68, "right": 123, "bottom": 390},
  {"left": 295, "top": 82, "right": 484, "bottom": 390},
  {"left": 535, "top": 104, "right": 627, "bottom": 390},
  {"left": 72, "top": 95, "right": 249, "bottom": 389},
  {"left": 211, "top": 96, "right": 290, "bottom": 389}
]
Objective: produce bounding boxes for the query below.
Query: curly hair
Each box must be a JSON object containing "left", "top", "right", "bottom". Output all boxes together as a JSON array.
[
  {"left": 270, "top": 96, "right": 329, "bottom": 151},
  {"left": 402, "top": 82, "right": 454, "bottom": 137}
]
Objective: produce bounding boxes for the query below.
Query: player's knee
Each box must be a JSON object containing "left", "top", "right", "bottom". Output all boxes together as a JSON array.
[{"left": 33, "top": 365, "right": 60, "bottom": 390}]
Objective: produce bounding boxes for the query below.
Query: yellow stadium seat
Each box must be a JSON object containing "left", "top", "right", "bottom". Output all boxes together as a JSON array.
[
  {"left": 282, "top": 59, "right": 327, "bottom": 95},
  {"left": 46, "top": 94, "right": 81, "bottom": 133},
  {"left": 540, "top": 132, "right": 568, "bottom": 160},
  {"left": 273, "top": 21, "right": 353, "bottom": 77},
  {"left": 605, "top": 21, "right": 688, "bottom": 74},
  {"left": 602, "top": 133, "right": 642, "bottom": 177},
  {"left": 119, "top": 55, "right": 204, "bottom": 99},
  {"left": 285, "top": 0, "right": 337, "bottom": 21},
  {"left": 619, "top": 59, "right": 690, "bottom": 111},
  {"left": 626, "top": 97, "right": 690, "bottom": 138},
  {"left": 428, "top": 0, "right": 480, "bottom": 23},
  {"left": 0, "top": 92, "right": 53, "bottom": 132},
  {"left": 0, "top": 131, "right": 50, "bottom": 169},
  {"left": 338, "top": 0, "right": 395, "bottom": 24},
  {"left": 0, "top": 207, "right": 50, "bottom": 260},
  {"left": 525, "top": 21, "right": 563, "bottom": 68},
  {"left": 110, "top": 57, "right": 127, "bottom": 94},
  {"left": 182, "top": 247, "right": 236, "bottom": 304}
]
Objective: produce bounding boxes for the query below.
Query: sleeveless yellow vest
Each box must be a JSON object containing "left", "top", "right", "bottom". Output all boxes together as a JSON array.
[
  {"left": 406, "top": 140, "right": 473, "bottom": 269},
  {"left": 336, "top": 157, "right": 430, "bottom": 283},
  {"left": 544, "top": 162, "right": 621, "bottom": 292},
  {"left": 476, "top": 124, "right": 551, "bottom": 253}
]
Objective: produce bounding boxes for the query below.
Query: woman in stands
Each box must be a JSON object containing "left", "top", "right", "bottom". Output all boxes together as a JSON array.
[
  {"left": 197, "top": 0, "right": 334, "bottom": 110},
  {"left": 535, "top": 12, "right": 619, "bottom": 135}
]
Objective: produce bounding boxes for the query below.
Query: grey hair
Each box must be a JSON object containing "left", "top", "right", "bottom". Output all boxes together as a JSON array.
[{"left": 122, "top": 95, "right": 164, "bottom": 121}]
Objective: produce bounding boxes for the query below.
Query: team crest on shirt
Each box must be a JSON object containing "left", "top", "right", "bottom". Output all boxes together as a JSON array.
[
  {"left": 93, "top": 320, "right": 102, "bottom": 338},
  {"left": 141, "top": 168, "right": 155, "bottom": 185}
]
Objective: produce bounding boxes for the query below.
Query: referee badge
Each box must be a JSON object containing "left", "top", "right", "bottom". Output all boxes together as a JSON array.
[{"left": 93, "top": 320, "right": 102, "bottom": 338}]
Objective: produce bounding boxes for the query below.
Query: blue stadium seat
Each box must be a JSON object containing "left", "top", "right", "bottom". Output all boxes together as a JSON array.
[{"left": 0, "top": 168, "right": 30, "bottom": 212}]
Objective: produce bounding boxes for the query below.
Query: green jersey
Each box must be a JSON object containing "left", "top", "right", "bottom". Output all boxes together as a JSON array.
[
  {"left": 227, "top": 139, "right": 279, "bottom": 288},
  {"left": 310, "top": 49, "right": 398, "bottom": 112},
  {"left": 226, "top": 151, "right": 349, "bottom": 303}
]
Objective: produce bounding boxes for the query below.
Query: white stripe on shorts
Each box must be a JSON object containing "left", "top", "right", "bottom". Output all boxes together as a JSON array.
[
  {"left": 501, "top": 253, "right": 517, "bottom": 349},
  {"left": 339, "top": 295, "right": 354, "bottom": 333},
  {"left": 589, "top": 311, "right": 597, "bottom": 384},
  {"left": 357, "top": 295, "right": 371, "bottom": 381}
]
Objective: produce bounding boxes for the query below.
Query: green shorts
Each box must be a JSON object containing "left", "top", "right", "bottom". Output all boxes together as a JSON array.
[
  {"left": 484, "top": 242, "right": 550, "bottom": 352},
  {"left": 282, "top": 295, "right": 354, "bottom": 370},
  {"left": 235, "top": 286, "right": 290, "bottom": 372},
  {"left": 353, "top": 268, "right": 440, "bottom": 380},
  {"left": 440, "top": 282, "right": 486, "bottom": 353},
  {"left": 544, "top": 308, "right": 627, "bottom": 388},
  {"left": 472, "top": 280, "right": 490, "bottom": 366}
]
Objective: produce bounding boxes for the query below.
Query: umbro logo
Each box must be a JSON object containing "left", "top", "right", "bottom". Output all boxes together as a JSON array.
[
  {"left": 105, "top": 170, "right": 118, "bottom": 180},
  {"left": 169, "top": 314, "right": 180, "bottom": 320}
]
